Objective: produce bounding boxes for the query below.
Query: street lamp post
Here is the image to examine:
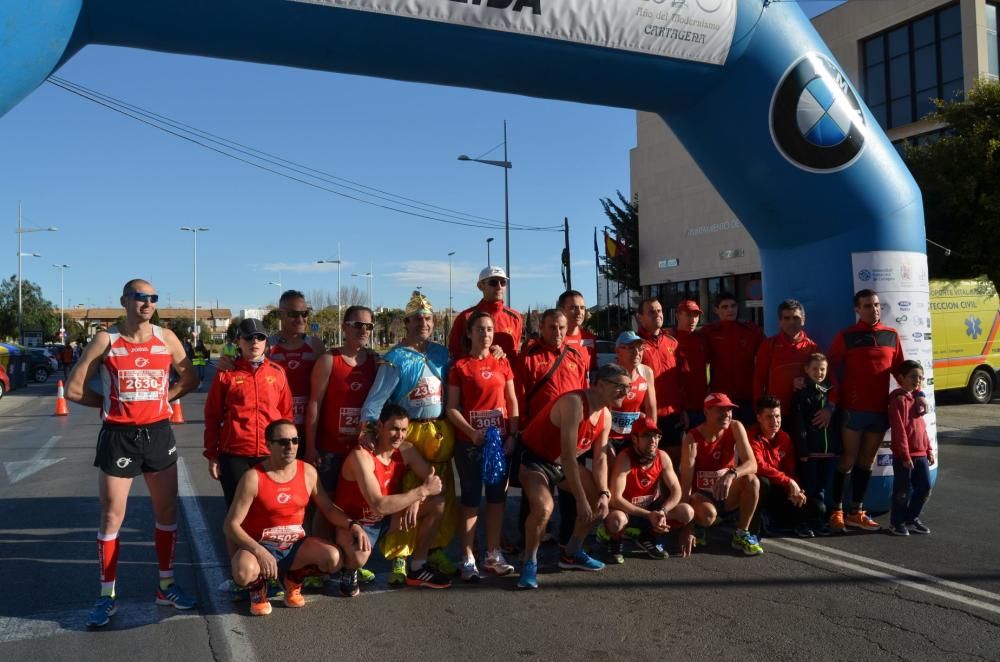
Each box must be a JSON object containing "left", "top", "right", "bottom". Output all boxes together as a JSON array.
[
  {"left": 16, "top": 202, "right": 58, "bottom": 345},
  {"left": 180, "top": 227, "right": 209, "bottom": 344},
  {"left": 52, "top": 264, "right": 70, "bottom": 343},
  {"left": 317, "top": 243, "right": 343, "bottom": 346},
  {"left": 352, "top": 266, "right": 373, "bottom": 309},
  {"left": 447, "top": 251, "right": 456, "bottom": 340},
  {"left": 486, "top": 237, "right": 494, "bottom": 266},
  {"left": 458, "top": 120, "right": 512, "bottom": 305}
]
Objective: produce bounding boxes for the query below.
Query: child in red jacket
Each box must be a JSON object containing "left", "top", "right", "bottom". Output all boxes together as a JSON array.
[{"left": 888, "top": 360, "right": 934, "bottom": 536}]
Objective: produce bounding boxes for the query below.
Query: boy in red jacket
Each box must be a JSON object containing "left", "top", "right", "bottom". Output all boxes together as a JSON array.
[{"left": 888, "top": 360, "right": 934, "bottom": 536}]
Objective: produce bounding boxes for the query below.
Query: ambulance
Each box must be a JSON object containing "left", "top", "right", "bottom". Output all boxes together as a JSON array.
[{"left": 929, "top": 276, "right": 1000, "bottom": 403}]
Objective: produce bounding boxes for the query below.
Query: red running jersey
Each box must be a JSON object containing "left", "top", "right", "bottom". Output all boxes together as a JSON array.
[
  {"left": 564, "top": 328, "right": 598, "bottom": 372},
  {"left": 100, "top": 325, "right": 173, "bottom": 425},
  {"left": 334, "top": 448, "right": 406, "bottom": 525},
  {"left": 827, "top": 321, "right": 904, "bottom": 413},
  {"left": 690, "top": 425, "right": 736, "bottom": 493},
  {"left": 620, "top": 447, "right": 663, "bottom": 508},
  {"left": 521, "top": 390, "right": 607, "bottom": 463},
  {"left": 609, "top": 372, "right": 648, "bottom": 439},
  {"left": 241, "top": 460, "right": 310, "bottom": 549},
  {"left": 268, "top": 337, "right": 319, "bottom": 424},
  {"left": 448, "top": 355, "right": 514, "bottom": 442},
  {"left": 318, "top": 350, "right": 377, "bottom": 454}
]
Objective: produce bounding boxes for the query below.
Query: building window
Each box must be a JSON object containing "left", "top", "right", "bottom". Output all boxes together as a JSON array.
[
  {"left": 988, "top": 3, "right": 999, "bottom": 79},
  {"left": 862, "top": 3, "right": 964, "bottom": 129}
]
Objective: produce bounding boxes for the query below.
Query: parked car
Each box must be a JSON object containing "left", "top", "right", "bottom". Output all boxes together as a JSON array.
[
  {"left": 0, "top": 363, "right": 9, "bottom": 399},
  {"left": 26, "top": 349, "right": 54, "bottom": 383}
]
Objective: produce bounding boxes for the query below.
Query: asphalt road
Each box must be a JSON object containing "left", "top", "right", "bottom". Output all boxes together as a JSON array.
[{"left": 1, "top": 376, "right": 999, "bottom": 662}]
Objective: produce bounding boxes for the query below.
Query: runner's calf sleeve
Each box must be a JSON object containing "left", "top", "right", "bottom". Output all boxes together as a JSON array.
[
  {"left": 97, "top": 531, "right": 120, "bottom": 595},
  {"left": 155, "top": 523, "right": 177, "bottom": 580},
  {"left": 850, "top": 468, "right": 872, "bottom": 511},
  {"left": 832, "top": 469, "right": 851, "bottom": 509}
]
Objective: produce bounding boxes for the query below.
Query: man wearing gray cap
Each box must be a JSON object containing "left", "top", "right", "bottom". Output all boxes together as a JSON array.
[{"left": 448, "top": 266, "right": 523, "bottom": 362}]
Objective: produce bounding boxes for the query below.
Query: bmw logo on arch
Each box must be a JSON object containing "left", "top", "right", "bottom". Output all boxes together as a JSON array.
[{"left": 770, "top": 53, "right": 866, "bottom": 172}]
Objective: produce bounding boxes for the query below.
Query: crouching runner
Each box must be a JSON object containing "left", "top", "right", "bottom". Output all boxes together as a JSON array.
[
  {"left": 334, "top": 404, "right": 449, "bottom": 592},
  {"left": 225, "top": 419, "right": 369, "bottom": 616},
  {"left": 604, "top": 415, "right": 693, "bottom": 563}
]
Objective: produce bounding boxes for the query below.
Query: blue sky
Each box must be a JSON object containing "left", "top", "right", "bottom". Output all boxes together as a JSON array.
[{"left": 0, "top": 1, "right": 842, "bottom": 318}]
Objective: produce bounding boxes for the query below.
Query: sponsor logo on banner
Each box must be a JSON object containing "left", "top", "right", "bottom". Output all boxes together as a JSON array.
[
  {"left": 290, "top": 0, "right": 737, "bottom": 65},
  {"left": 770, "top": 53, "right": 866, "bottom": 172},
  {"left": 898, "top": 300, "right": 911, "bottom": 311}
]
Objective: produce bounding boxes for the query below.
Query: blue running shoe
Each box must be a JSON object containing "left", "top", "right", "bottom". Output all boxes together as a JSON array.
[
  {"left": 730, "top": 530, "right": 764, "bottom": 556},
  {"left": 155, "top": 583, "right": 197, "bottom": 610},
  {"left": 518, "top": 560, "right": 539, "bottom": 589},
  {"left": 558, "top": 550, "right": 605, "bottom": 572},
  {"left": 86, "top": 596, "right": 117, "bottom": 628}
]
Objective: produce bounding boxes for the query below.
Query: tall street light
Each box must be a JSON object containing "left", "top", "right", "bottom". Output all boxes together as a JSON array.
[
  {"left": 352, "top": 265, "right": 373, "bottom": 310},
  {"left": 16, "top": 202, "right": 57, "bottom": 345},
  {"left": 486, "top": 237, "right": 494, "bottom": 266},
  {"left": 180, "top": 227, "right": 209, "bottom": 344},
  {"left": 52, "top": 264, "right": 70, "bottom": 343},
  {"left": 458, "top": 120, "right": 512, "bottom": 305},
  {"left": 317, "top": 244, "right": 343, "bottom": 345},
  {"left": 447, "top": 251, "right": 456, "bottom": 340}
]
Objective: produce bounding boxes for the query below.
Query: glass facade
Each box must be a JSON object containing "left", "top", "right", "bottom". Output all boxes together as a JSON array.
[
  {"left": 862, "top": 3, "right": 964, "bottom": 129},
  {"left": 988, "top": 3, "right": 998, "bottom": 79}
]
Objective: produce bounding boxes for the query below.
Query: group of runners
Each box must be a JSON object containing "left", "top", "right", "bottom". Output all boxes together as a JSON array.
[{"left": 65, "top": 269, "right": 933, "bottom": 625}]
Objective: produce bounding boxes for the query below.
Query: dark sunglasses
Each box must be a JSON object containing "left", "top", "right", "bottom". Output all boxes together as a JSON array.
[
  {"left": 270, "top": 436, "right": 299, "bottom": 447},
  {"left": 242, "top": 334, "right": 267, "bottom": 342},
  {"left": 345, "top": 321, "right": 375, "bottom": 331},
  {"left": 131, "top": 293, "right": 159, "bottom": 303},
  {"left": 282, "top": 309, "right": 310, "bottom": 319},
  {"left": 603, "top": 379, "right": 629, "bottom": 395},
  {"left": 485, "top": 278, "right": 507, "bottom": 287}
]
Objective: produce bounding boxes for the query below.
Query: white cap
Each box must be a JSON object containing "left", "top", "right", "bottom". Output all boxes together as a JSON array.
[{"left": 478, "top": 266, "right": 508, "bottom": 282}]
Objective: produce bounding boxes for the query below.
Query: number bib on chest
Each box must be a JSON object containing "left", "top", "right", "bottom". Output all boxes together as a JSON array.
[
  {"left": 611, "top": 410, "right": 641, "bottom": 435},
  {"left": 260, "top": 524, "right": 305, "bottom": 551},
  {"left": 408, "top": 375, "right": 443, "bottom": 408},
  {"left": 117, "top": 369, "right": 166, "bottom": 402},
  {"left": 291, "top": 396, "right": 307, "bottom": 424},
  {"left": 339, "top": 407, "right": 361, "bottom": 436},
  {"left": 696, "top": 469, "right": 728, "bottom": 492},
  {"left": 469, "top": 408, "right": 505, "bottom": 434}
]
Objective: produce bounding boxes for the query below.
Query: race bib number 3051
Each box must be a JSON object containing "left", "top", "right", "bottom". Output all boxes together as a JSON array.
[
  {"left": 117, "top": 370, "right": 166, "bottom": 402},
  {"left": 469, "top": 408, "right": 505, "bottom": 433}
]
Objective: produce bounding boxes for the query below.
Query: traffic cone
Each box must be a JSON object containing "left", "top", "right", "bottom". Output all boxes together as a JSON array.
[
  {"left": 54, "top": 380, "right": 70, "bottom": 416},
  {"left": 170, "top": 400, "right": 186, "bottom": 424}
]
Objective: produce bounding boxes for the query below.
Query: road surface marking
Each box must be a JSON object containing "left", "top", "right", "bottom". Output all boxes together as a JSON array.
[
  {"left": 0, "top": 601, "right": 199, "bottom": 644},
  {"left": 3, "top": 435, "right": 64, "bottom": 484},
  {"left": 176, "top": 457, "right": 258, "bottom": 662},
  {"left": 770, "top": 538, "right": 1000, "bottom": 615}
]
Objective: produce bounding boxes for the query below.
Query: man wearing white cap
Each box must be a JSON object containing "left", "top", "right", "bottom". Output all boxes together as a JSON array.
[{"left": 448, "top": 266, "right": 523, "bottom": 362}]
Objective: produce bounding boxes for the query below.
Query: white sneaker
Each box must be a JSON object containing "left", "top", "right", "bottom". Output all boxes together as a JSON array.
[
  {"left": 483, "top": 549, "right": 515, "bottom": 576},
  {"left": 459, "top": 560, "right": 481, "bottom": 582}
]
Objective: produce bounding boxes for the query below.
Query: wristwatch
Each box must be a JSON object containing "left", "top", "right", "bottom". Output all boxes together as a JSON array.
[
  {"left": 727, "top": 468, "right": 738, "bottom": 478},
  {"left": 598, "top": 490, "right": 611, "bottom": 499}
]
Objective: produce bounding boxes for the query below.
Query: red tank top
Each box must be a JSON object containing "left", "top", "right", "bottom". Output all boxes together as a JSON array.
[
  {"left": 318, "top": 350, "right": 378, "bottom": 453},
  {"left": 690, "top": 425, "right": 736, "bottom": 493},
  {"left": 241, "top": 460, "right": 310, "bottom": 549},
  {"left": 334, "top": 448, "right": 406, "bottom": 525},
  {"left": 100, "top": 325, "right": 173, "bottom": 425},
  {"left": 522, "top": 390, "right": 607, "bottom": 463},
  {"left": 621, "top": 447, "right": 663, "bottom": 507},
  {"left": 609, "top": 372, "right": 648, "bottom": 439},
  {"left": 268, "top": 338, "right": 318, "bottom": 424}
]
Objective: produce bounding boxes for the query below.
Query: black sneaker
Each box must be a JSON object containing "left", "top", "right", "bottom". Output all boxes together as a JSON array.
[
  {"left": 405, "top": 564, "right": 451, "bottom": 589},
  {"left": 606, "top": 540, "right": 625, "bottom": 565},
  {"left": 339, "top": 569, "right": 360, "bottom": 597},
  {"left": 908, "top": 519, "right": 931, "bottom": 535},
  {"left": 889, "top": 524, "right": 910, "bottom": 536},
  {"left": 634, "top": 536, "right": 668, "bottom": 560}
]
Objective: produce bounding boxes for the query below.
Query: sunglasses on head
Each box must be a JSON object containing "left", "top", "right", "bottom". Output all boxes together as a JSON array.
[
  {"left": 270, "top": 436, "right": 299, "bottom": 447},
  {"left": 485, "top": 278, "right": 507, "bottom": 287},
  {"left": 345, "top": 321, "right": 375, "bottom": 331},
  {"left": 242, "top": 334, "right": 267, "bottom": 342},
  {"left": 130, "top": 293, "right": 159, "bottom": 303},
  {"left": 282, "top": 309, "right": 310, "bottom": 319}
]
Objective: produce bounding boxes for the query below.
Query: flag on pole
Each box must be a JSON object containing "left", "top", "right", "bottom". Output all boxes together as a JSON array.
[{"left": 604, "top": 229, "right": 618, "bottom": 259}]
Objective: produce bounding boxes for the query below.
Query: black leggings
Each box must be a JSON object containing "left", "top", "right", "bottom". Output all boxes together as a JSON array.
[{"left": 218, "top": 454, "right": 268, "bottom": 508}]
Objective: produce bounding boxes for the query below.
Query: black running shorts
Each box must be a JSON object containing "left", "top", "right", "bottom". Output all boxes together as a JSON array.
[{"left": 94, "top": 418, "right": 177, "bottom": 478}]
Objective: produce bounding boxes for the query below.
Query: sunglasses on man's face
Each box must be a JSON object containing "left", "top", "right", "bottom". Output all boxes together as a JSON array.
[
  {"left": 602, "top": 379, "right": 630, "bottom": 395},
  {"left": 282, "top": 309, "right": 310, "bottom": 319},
  {"left": 242, "top": 334, "right": 267, "bottom": 343},
  {"left": 270, "top": 436, "right": 299, "bottom": 447},
  {"left": 485, "top": 278, "right": 507, "bottom": 288},
  {"left": 131, "top": 293, "right": 159, "bottom": 303},
  {"left": 345, "top": 321, "right": 374, "bottom": 331}
]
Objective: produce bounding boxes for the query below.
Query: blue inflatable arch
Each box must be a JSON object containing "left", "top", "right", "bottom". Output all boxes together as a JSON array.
[{"left": 2, "top": 0, "right": 932, "bottom": 509}]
